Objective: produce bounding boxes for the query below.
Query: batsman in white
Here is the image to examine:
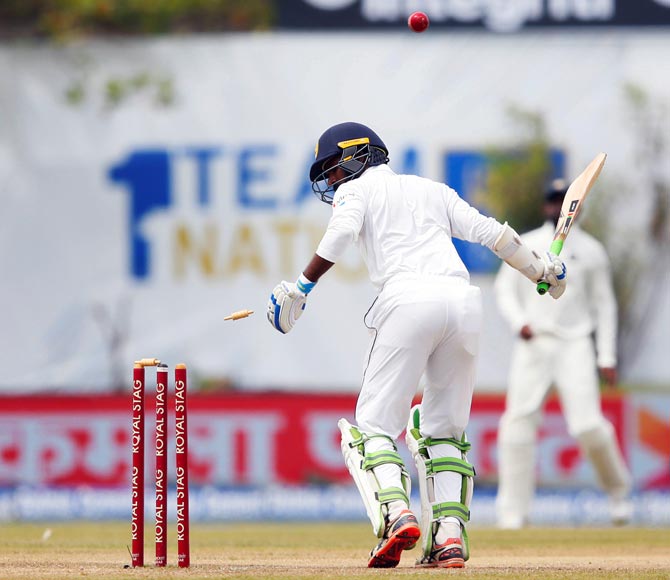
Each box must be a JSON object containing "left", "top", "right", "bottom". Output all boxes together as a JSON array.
[
  {"left": 495, "top": 179, "right": 632, "bottom": 529},
  {"left": 267, "top": 122, "right": 567, "bottom": 568}
]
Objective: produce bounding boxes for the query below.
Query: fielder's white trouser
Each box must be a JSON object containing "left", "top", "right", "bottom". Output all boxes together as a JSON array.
[
  {"left": 355, "top": 277, "right": 482, "bottom": 534},
  {"left": 496, "top": 334, "right": 631, "bottom": 527}
]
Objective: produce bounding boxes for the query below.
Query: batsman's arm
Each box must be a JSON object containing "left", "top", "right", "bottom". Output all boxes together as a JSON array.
[
  {"left": 303, "top": 253, "right": 335, "bottom": 283},
  {"left": 493, "top": 223, "right": 566, "bottom": 300}
]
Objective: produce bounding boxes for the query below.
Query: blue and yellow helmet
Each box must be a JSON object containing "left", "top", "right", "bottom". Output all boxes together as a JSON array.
[{"left": 309, "top": 122, "right": 389, "bottom": 203}]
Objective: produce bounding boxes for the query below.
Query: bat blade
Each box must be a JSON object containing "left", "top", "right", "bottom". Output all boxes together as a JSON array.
[
  {"left": 537, "top": 152, "right": 607, "bottom": 295},
  {"left": 552, "top": 152, "right": 606, "bottom": 248}
]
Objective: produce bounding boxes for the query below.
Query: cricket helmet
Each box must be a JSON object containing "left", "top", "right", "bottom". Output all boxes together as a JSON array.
[
  {"left": 310, "top": 122, "right": 389, "bottom": 203},
  {"left": 544, "top": 178, "right": 568, "bottom": 202}
]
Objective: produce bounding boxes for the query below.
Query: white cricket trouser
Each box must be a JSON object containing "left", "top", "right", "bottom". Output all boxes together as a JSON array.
[
  {"left": 355, "top": 277, "right": 482, "bottom": 521},
  {"left": 496, "top": 334, "right": 631, "bottom": 527}
]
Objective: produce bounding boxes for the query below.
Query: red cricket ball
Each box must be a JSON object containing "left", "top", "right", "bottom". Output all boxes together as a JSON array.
[{"left": 408, "top": 11, "right": 429, "bottom": 33}]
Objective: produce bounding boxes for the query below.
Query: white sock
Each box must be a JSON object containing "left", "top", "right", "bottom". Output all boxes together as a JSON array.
[
  {"left": 386, "top": 500, "right": 406, "bottom": 523},
  {"left": 435, "top": 518, "right": 461, "bottom": 545}
]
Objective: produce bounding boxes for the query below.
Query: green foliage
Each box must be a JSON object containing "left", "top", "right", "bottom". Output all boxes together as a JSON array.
[
  {"left": 579, "top": 184, "right": 644, "bottom": 338},
  {"left": 622, "top": 83, "right": 670, "bottom": 245},
  {"left": 103, "top": 73, "right": 174, "bottom": 108},
  {"left": 63, "top": 64, "right": 175, "bottom": 109},
  {"left": 588, "top": 84, "right": 670, "bottom": 371},
  {"left": 0, "top": 0, "right": 274, "bottom": 39},
  {"left": 479, "top": 106, "right": 553, "bottom": 233}
]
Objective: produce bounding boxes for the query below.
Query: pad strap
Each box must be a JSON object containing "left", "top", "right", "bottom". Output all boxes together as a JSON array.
[
  {"left": 347, "top": 428, "right": 394, "bottom": 451},
  {"left": 376, "top": 486, "right": 410, "bottom": 506},
  {"left": 424, "top": 437, "right": 471, "bottom": 453},
  {"left": 426, "top": 457, "right": 475, "bottom": 478},
  {"left": 362, "top": 450, "right": 406, "bottom": 470},
  {"left": 433, "top": 501, "right": 471, "bottom": 522},
  {"left": 410, "top": 430, "right": 474, "bottom": 457}
]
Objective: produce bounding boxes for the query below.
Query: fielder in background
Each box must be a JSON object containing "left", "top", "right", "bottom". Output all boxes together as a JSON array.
[
  {"left": 494, "top": 179, "right": 633, "bottom": 530},
  {"left": 267, "top": 122, "right": 567, "bottom": 569}
]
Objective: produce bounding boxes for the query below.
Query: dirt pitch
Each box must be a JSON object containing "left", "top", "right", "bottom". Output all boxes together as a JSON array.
[{"left": 1, "top": 522, "right": 669, "bottom": 580}]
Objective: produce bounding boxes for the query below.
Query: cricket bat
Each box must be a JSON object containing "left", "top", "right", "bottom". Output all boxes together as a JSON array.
[{"left": 537, "top": 152, "right": 607, "bottom": 295}]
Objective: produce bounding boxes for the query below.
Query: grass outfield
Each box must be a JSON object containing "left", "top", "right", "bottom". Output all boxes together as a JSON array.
[{"left": 1, "top": 522, "right": 669, "bottom": 579}]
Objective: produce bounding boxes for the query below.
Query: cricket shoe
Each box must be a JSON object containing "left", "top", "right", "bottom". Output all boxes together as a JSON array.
[
  {"left": 609, "top": 496, "right": 633, "bottom": 526},
  {"left": 415, "top": 537, "right": 465, "bottom": 569},
  {"left": 367, "top": 510, "right": 421, "bottom": 568}
]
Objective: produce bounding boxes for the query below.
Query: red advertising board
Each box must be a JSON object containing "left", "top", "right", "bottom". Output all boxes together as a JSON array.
[{"left": 0, "top": 391, "right": 666, "bottom": 490}]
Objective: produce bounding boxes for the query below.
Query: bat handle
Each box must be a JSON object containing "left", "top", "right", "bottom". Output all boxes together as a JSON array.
[{"left": 536, "top": 240, "right": 564, "bottom": 295}]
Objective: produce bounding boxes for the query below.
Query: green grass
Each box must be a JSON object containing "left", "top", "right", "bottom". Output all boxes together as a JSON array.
[{"left": 0, "top": 522, "right": 669, "bottom": 579}]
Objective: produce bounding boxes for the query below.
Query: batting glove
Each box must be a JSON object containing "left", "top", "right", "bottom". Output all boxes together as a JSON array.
[
  {"left": 540, "top": 252, "right": 567, "bottom": 299},
  {"left": 267, "top": 280, "right": 310, "bottom": 334}
]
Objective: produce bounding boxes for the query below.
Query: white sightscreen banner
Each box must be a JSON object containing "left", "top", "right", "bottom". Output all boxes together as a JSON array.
[{"left": 0, "top": 32, "right": 668, "bottom": 391}]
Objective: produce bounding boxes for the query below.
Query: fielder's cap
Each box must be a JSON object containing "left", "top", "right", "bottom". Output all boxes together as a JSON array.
[{"left": 544, "top": 178, "right": 568, "bottom": 201}]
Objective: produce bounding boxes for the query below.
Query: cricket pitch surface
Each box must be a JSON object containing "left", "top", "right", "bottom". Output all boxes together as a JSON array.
[{"left": 1, "top": 522, "right": 669, "bottom": 579}]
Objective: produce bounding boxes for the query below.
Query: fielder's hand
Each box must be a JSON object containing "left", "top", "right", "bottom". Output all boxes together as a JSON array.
[
  {"left": 540, "top": 252, "right": 567, "bottom": 299},
  {"left": 267, "top": 281, "right": 307, "bottom": 334}
]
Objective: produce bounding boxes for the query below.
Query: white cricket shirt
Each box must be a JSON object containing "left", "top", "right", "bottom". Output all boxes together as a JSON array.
[
  {"left": 316, "top": 164, "right": 504, "bottom": 291},
  {"left": 495, "top": 221, "right": 617, "bottom": 367}
]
